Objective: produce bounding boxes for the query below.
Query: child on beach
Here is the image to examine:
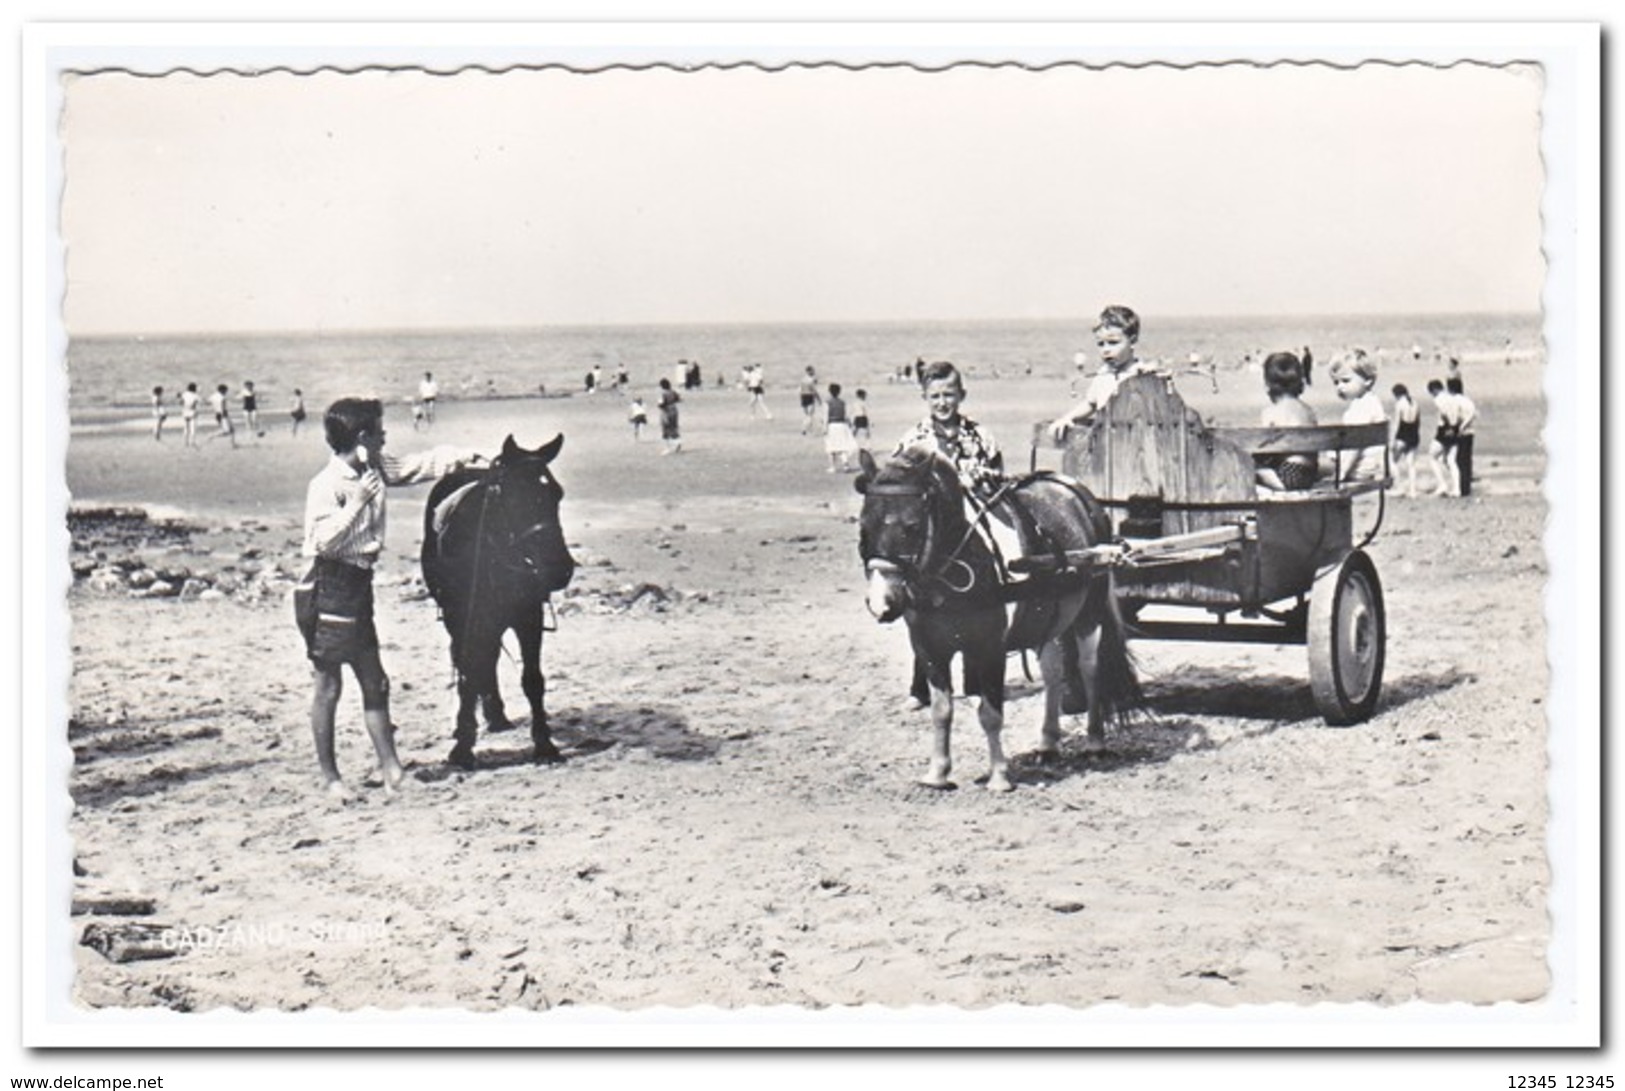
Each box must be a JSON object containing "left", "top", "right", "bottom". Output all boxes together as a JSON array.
[
  {"left": 1447, "top": 376, "right": 1477, "bottom": 497},
  {"left": 290, "top": 389, "right": 307, "bottom": 437},
  {"left": 1253, "top": 352, "right": 1319, "bottom": 492},
  {"left": 295, "top": 397, "right": 482, "bottom": 800},
  {"left": 1048, "top": 305, "right": 1157, "bottom": 440},
  {"left": 892, "top": 361, "right": 1007, "bottom": 710},
  {"left": 1426, "top": 379, "right": 1461, "bottom": 497},
  {"left": 1390, "top": 383, "right": 1422, "bottom": 498},
  {"left": 658, "top": 378, "right": 682, "bottom": 455},
  {"left": 798, "top": 366, "right": 823, "bottom": 434},
  {"left": 894, "top": 360, "right": 1005, "bottom": 500},
  {"left": 746, "top": 364, "right": 772, "bottom": 420},
  {"left": 851, "top": 388, "right": 871, "bottom": 444},
  {"left": 417, "top": 372, "right": 439, "bottom": 426},
  {"left": 628, "top": 395, "right": 648, "bottom": 441},
  {"left": 823, "top": 383, "right": 859, "bottom": 472},
  {"left": 411, "top": 399, "right": 427, "bottom": 431},
  {"left": 207, "top": 384, "right": 238, "bottom": 448},
  {"left": 1329, "top": 355, "right": 1387, "bottom": 483},
  {"left": 179, "top": 383, "right": 201, "bottom": 448},
  {"left": 242, "top": 381, "right": 262, "bottom": 438},
  {"left": 151, "top": 386, "right": 168, "bottom": 442}
]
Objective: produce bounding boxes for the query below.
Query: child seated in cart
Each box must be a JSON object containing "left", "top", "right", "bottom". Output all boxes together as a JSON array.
[
  {"left": 1329, "top": 354, "right": 1388, "bottom": 483},
  {"left": 1254, "top": 351, "right": 1320, "bottom": 491}
]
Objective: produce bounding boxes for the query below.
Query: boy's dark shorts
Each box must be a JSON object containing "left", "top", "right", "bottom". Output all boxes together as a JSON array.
[{"left": 294, "top": 558, "right": 379, "bottom": 667}]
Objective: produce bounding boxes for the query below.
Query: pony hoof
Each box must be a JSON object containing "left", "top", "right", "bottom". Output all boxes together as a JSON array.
[
  {"left": 487, "top": 720, "right": 517, "bottom": 734},
  {"left": 447, "top": 747, "right": 477, "bottom": 771},
  {"left": 533, "top": 745, "right": 564, "bottom": 765},
  {"left": 1034, "top": 748, "right": 1061, "bottom": 765},
  {"left": 985, "top": 775, "right": 1014, "bottom": 793},
  {"left": 916, "top": 778, "right": 957, "bottom": 791}
]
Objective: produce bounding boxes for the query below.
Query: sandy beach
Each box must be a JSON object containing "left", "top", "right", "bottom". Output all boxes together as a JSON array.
[{"left": 61, "top": 359, "right": 1552, "bottom": 1016}]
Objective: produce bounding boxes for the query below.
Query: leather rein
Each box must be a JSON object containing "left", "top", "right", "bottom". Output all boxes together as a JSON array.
[
  {"left": 471, "top": 465, "right": 565, "bottom": 582},
  {"left": 863, "top": 476, "right": 1011, "bottom": 601},
  {"left": 449, "top": 462, "right": 567, "bottom": 663}
]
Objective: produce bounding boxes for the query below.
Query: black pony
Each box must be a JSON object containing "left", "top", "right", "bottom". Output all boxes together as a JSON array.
[
  {"left": 421, "top": 435, "right": 576, "bottom": 769},
  {"left": 856, "top": 446, "right": 1140, "bottom": 791}
]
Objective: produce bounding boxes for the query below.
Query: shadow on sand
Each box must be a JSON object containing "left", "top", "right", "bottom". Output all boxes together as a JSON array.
[
  {"left": 70, "top": 759, "right": 266, "bottom": 810},
  {"left": 1003, "top": 663, "right": 1473, "bottom": 787},
  {"left": 412, "top": 701, "right": 722, "bottom": 779}
]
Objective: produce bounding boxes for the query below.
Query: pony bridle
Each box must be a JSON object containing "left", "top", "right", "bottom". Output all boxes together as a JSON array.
[
  {"left": 862, "top": 480, "right": 978, "bottom": 596},
  {"left": 482, "top": 467, "right": 566, "bottom": 579}
]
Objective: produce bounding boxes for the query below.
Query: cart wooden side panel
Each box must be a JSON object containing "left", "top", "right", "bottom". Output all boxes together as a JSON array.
[
  {"left": 1058, "top": 373, "right": 1256, "bottom": 538},
  {"left": 1053, "top": 374, "right": 1257, "bottom": 606},
  {"left": 1253, "top": 500, "right": 1352, "bottom": 604}
]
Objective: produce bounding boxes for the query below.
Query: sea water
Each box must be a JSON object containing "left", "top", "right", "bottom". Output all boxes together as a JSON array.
[{"left": 65, "top": 312, "right": 1541, "bottom": 425}]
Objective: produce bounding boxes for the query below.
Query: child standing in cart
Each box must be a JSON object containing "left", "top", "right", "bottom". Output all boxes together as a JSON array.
[{"left": 1047, "top": 304, "right": 1158, "bottom": 441}]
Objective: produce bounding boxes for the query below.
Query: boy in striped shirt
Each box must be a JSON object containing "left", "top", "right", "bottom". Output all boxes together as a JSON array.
[{"left": 296, "top": 397, "right": 480, "bottom": 801}]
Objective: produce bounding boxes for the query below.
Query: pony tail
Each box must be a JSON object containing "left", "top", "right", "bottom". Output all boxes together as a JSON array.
[{"left": 1095, "top": 572, "right": 1146, "bottom": 725}]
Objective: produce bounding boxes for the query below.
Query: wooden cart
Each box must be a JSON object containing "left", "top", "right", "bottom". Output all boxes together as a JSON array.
[{"left": 1024, "top": 373, "right": 1390, "bottom": 724}]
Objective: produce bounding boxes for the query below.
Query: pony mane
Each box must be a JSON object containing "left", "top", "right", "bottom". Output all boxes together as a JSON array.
[{"left": 874, "top": 445, "right": 959, "bottom": 492}]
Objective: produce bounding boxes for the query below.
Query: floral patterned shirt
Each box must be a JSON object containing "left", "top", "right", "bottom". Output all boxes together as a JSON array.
[{"left": 894, "top": 415, "right": 1005, "bottom": 496}]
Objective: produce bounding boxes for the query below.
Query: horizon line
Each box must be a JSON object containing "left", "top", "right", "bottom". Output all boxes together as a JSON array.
[{"left": 68, "top": 308, "right": 1545, "bottom": 342}]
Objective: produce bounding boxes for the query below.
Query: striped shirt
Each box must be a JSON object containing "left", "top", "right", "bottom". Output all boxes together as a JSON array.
[{"left": 302, "top": 447, "right": 469, "bottom": 569}]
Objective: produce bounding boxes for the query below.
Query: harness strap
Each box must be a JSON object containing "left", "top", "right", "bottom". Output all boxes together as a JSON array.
[{"left": 431, "top": 480, "right": 482, "bottom": 539}]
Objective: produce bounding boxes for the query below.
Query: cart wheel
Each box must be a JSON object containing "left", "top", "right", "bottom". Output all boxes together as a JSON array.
[{"left": 1307, "top": 550, "right": 1385, "bottom": 725}]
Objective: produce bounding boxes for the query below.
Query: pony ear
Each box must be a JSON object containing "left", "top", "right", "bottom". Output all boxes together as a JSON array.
[
  {"left": 538, "top": 433, "right": 564, "bottom": 463},
  {"left": 855, "top": 448, "right": 878, "bottom": 493},
  {"left": 501, "top": 435, "right": 520, "bottom": 457}
]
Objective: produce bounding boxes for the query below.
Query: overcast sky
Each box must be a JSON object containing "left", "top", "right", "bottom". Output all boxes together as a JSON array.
[{"left": 57, "top": 59, "right": 1546, "bottom": 334}]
